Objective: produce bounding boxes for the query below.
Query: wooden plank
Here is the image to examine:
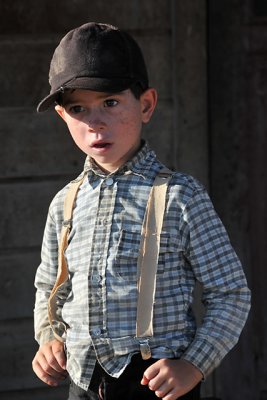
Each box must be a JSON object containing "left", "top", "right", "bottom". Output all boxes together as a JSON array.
[
  {"left": 208, "top": 1, "right": 256, "bottom": 398},
  {"left": 0, "top": 40, "right": 55, "bottom": 108},
  {"left": 138, "top": 34, "right": 172, "bottom": 100},
  {"left": 143, "top": 99, "right": 174, "bottom": 167},
  {"left": 0, "top": 179, "right": 71, "bottom": 249},
  {"left": 0, "top": 385, "right": 68, "bottom": 400},
  {"left": 0, "top": 0, "right": 171, "bottom": 34},
  {"left": 171, "top": 0, "right": 209, "bottom": 188},
  {"left": 0, "top": 319, "right": 40, "bottom": 391},
  {"left": 0, "top": 251, "right": 39, "bottom": 320},
  {"left": 0, "top": 108, "right": 84, "bottom": 178}
]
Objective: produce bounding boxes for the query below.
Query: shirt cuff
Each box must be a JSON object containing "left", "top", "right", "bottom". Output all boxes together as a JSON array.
[
  {"left": 180, "top": 337, "right": 222, "bottom": 379},
  {"left": 36, "top": 326, "right": 56, "bottom": 346}
]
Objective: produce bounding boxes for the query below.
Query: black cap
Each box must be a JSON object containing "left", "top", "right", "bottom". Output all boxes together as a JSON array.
[{"left": 37, "top": 22, "right": 149, "bottom": 112}]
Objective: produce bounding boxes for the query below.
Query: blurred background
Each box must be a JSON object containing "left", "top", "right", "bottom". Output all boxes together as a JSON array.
[{"left": 0, "top": 1, "right": 266, "bottom": 399}]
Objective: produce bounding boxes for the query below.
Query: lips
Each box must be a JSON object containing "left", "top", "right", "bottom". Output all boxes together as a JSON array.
[
  {"left": 93, "top": 143, "right": 109, "bottom": 148},
  {"left": 91, "top": 141, "right": 112, "bottom": 150}
]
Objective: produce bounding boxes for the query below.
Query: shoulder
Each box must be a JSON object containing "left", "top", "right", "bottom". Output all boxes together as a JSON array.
[
  {"left": 48, "top": 171, "right": 85, "bottom": 223},
  {"left": 150, "top": 157, "right": 208, "bottom": 209},
  {"left": 169, "top": 171, "right": 204, "bottom": 191},
  {"left": 167, "top": 170, "right": 206, "bottom": 204},
  {"left": 165, "top": 172, "right": 217, "bottom": 226}
]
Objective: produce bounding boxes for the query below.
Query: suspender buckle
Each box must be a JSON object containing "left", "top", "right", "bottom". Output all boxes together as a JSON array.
[
  {"left": 62, "top": 219, "right": 72, "bottom": 228},
  {"left": 137, "top": 338, "right": 152, "bottom": 360}
]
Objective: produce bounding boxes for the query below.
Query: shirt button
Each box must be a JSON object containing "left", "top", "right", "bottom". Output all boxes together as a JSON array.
[
  {"left": 92, "top": 275, "right": 101, "bottom": 284},
  {"left": 99, "top": 219, "right": 108, "bottom": 226},
  {"left": 105, "top": 177, "right": 114, "bottom": 186},
  {"left": 92, "top": 328, "right": 101, "bottom": 337}
]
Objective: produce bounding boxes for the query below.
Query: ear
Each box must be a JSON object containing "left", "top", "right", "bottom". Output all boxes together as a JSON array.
[
  {"left": 55, "top": 104, "right": 67, "bottom": 122},
  {"left": 140, "top": 88, "right": 158, "bottom": 124}
]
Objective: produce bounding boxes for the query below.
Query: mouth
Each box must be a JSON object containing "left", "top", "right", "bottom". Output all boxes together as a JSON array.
[{"left": 91, "top": 141, "right": 112, "bottom": 151}]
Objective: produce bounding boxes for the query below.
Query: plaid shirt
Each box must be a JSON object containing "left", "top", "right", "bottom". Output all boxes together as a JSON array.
[{"left": 34, "top": 142, "right": 250, "bottom": 390}]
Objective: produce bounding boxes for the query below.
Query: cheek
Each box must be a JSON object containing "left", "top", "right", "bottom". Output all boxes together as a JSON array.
[
  {"left": 116, "top": 112, "right": 142, "bottom": 135},
  {"left": 66, "top": 118, "right": 83, "bottom": 136},
  {"left": 66, "top": 122, "right": 87, "bottom": 148}
]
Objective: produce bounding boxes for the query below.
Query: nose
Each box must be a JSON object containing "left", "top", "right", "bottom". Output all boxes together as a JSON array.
[
  {"left": 86, "top": 110, "right": 106, "bottom": 132},
  {"left": 87, "top": 119, "right": 106, "bottom": 132}
]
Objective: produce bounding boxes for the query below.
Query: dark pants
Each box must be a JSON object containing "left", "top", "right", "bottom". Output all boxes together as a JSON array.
[{"left": 68, "top": 354, "right": 201, "bottom": 400}]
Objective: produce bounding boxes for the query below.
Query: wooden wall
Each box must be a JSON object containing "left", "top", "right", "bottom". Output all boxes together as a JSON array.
[
  {"left": 0, "top": 0, "right": 264, "bottom": 399},
  {"left": 209, "top": 1, "right": 267, "bottom": 399}
]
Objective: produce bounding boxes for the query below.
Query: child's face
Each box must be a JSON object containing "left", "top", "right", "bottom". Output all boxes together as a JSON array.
[{"left": 55, "top": 88, "right": 157, "bottom": 173}]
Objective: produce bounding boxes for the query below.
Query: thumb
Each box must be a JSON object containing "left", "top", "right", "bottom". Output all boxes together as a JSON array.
[{"left": 52, "top": 340, "right": 67, "bottom": 370}]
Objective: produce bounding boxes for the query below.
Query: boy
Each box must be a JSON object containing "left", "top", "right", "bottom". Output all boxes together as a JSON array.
[{"left": 32, "top": 22, "right": 250, "bottom": 400}]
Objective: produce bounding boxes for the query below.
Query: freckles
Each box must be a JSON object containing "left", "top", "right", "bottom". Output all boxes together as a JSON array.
[
  {"left": 117, "top": 112, "right": 132, "bottom": 125},
  {"left": 117, "top": 112, "right": 141, "bottom": 130}
]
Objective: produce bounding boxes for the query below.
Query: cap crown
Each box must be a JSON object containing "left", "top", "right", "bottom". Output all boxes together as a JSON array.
[{"left": 37, "top": 22, "right": 149, "bottom": 112}]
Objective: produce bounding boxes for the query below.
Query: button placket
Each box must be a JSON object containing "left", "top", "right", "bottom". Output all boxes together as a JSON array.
[
  {"left": 92, "top": 274, "right": 102, "bottom": 285},
  {"left": 92, "top": 327, "right": 101, "bottom": 337},
  {"left": 89, "top": 175, "right": 117, "bottom": 339}
]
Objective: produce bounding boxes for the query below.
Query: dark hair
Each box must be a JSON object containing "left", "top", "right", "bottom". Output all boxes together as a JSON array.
[{"left": 130, "top": 82, "right": 148, "bottom": 99}]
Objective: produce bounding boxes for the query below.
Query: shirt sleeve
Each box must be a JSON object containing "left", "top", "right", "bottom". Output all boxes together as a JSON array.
[
  {"left": 34, "top": 203, "right": 69, "bottom": 345},
  {"left": 179, "top": 188, "right": 251, "bottom": 378}
]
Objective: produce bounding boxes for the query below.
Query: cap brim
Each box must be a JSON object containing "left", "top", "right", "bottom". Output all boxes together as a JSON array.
[
  {"left": 37, "top": 91, "right": 61, "bottom": 113},
  {"left": 37, "top": 76, "right": 135, "bottom": 112}
]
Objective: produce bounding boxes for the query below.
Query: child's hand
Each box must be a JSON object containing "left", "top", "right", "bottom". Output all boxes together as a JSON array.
[
  {"left": 141, "top": 358, "right": 202, "bottom": 399},
  {"left": 32, "top": 339, "right": 68, "bottom": 386}
]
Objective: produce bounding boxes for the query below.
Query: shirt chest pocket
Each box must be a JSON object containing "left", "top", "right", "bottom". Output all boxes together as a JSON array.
[
  {"left": 158, "top": 231, "right": 184, "bottom": 275},
  {"left": 114, "top": 229, "right": 182, "bottom": 280},
  {"left": 114, "top": 229, "right": 141, "bottom": 281}
]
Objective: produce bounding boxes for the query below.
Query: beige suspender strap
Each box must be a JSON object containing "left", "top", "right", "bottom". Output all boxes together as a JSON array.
[
  {"left": 48, "top": 175, "right": 86, "bottom": 342},
  {"left": 136, "top": 167, "right": 172, "bottom": 359}
]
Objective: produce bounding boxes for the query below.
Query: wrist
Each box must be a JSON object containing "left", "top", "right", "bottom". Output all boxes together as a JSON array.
[{"left": 179, "top": 358, "right": 204, "bottom": 382}]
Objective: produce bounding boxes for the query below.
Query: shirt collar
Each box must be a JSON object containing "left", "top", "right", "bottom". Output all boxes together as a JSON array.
[{"left": 83, "top": 141, "right": 157, "bottom": 180}]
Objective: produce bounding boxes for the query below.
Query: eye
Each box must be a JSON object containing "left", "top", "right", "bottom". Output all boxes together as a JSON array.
[
  {"left": 104, "top": 99, "right": 119, "bottom": 107},
  {"left": 68, "top": 105, "right": 85, "bottom": 114}
]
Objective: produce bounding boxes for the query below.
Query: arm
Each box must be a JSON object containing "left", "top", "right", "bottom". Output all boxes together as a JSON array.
[
  {"left": 33, "top": 204, "right": 69, "bottom": 384},
  {"left": 34, "top": 206, "right": 65, "bottom": 344},
  {"left": 179, "top": 188, "right": 251, "bottom": 377},
  {"left": 142, "top": 187, "right": 250, "bottom": 398}
]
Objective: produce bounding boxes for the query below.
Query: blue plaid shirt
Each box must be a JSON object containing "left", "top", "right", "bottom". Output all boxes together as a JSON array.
[{"left": 34, "top": 142, "right": 250, "bottom": 390}]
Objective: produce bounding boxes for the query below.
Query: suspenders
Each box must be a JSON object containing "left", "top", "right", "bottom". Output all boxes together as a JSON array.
[
  {"left": 136, "top": 168, "right": 172, "bottom": 358},
  {"left": 48, "top": 168, "right": 172, "bottom": 359},
  {"left": 48, "top": 174, "right": 86, "bottom": 343}
]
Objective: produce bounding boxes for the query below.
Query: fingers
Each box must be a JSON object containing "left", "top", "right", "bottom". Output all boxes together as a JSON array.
[
  {"left": 32, "top": 353, "right": 66, "bottom": 386},
  {"left": 147, "top": 376, "right": 180, "bottom": 400},
  {"left": 153, "top": 380, "right": 179, "bottom": 400},
  {"left": 141, "top": 360, "right": 171, "bottom": 398},
  {"left": 141, "top": 361, "right": 160, "bottom": 385},
  {"left": 140, "top": 375, "right": 150, "bottom": 385},
  {"left": 141, "top": 358, "right": 202, "bottom": 400},
  {"left": 32, "top": 340, "right": 68, "bottom": 386},
  {"left": 52, "top": 339, "right": 67, "bottom": 370},
  {"left": 143, "top": 362, "right": 173, "bottom": 399}
]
